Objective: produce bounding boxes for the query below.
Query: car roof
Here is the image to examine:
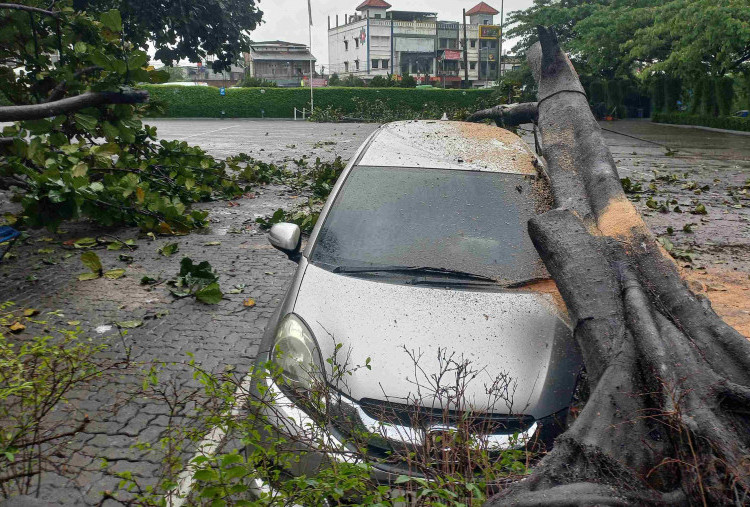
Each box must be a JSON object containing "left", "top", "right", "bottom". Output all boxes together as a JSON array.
[{"left": 357, "top": 120, "right": 540, "bottom": 174}]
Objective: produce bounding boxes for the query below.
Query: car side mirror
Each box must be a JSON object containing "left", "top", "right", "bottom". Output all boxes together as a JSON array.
[{"left": 268, "top": 222, "right": 302, "bottom": 262}]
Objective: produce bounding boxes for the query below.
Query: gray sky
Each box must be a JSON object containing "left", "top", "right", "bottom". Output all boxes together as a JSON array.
[{"left": 250, "top": 0, "right": 534, "bottom": 71}]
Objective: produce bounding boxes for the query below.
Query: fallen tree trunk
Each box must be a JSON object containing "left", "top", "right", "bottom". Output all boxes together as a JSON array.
[
  {"left": 485, "top": 27, "right": 750, "bottom": 506},
  {"left": 0, "top": 89, "right": 148, "bottom": 122}
]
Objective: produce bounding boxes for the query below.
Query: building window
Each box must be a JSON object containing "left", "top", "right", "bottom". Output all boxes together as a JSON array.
[
  {"left": 382, "top": 59, "right": 389, "bottom": 68},
  {"left": 469, "top": 61, "right": 476, "bottom": 70},
  {"left": 344, "top": 40, "right": 348, "bottom": 51},
  {"left": 344, "top": 62, "right": 349, "bottom": 72},
  {"left": 483, "top": 19, "right": 490, "bottom": 24},
  {"left": 490, "top": 40, "right": 497, "bottom": 49},
  {"left": 470, "top": 39, "right": 476, "bottom": 48},
  {"left": 372, "top": 59, "right": 379, "bottom": 69},
  {"left": 355, "top": 38, "right": 359, "bottom": 48},
  {"left": 374, "top": 13, "right": 381, "bottom": 18},
  {"left": 355, "top": 59, "right": 360, "bottom": 70}
]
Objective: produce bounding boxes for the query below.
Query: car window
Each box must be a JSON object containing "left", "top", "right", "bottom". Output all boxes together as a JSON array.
[{"left": 310, "top": 166, "right": 550, "bottom": 285}]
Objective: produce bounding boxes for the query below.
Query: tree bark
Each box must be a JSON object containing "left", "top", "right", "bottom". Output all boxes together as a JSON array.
[
  {"left": 484, "top": 26, "right": 750, "bottom": 506},
  {"left": 0, "top": 90, "right": 148, "bottom": 122}
]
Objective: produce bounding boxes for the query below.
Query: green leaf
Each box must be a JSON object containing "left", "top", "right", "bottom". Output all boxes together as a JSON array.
[
  {"left": 195, "top": 282, "right": 222, "bottom": 304},
  {"left": 78, "top": 272, "right": 100, "bottom": 281},
  {"left": 100, "top": 9, "right": 122, "bottom": 32},
  {"left": 73, "top": 237, "right": 98, "bottom": 249},
  {"left": 81, "top": 251, "right": 103, "bottom": 274},
  {"left": 192, "top": 469, "right": 217, "bottom": 482},
  {"left": 159, "top": 242, "right": 179, "bottom": 256},
  {"left": 103, "top": 268, "right": 126, "bottom": 279}
]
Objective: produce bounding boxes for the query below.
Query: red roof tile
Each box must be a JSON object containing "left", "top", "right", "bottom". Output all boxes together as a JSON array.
[
  {"left": 356, "top": 0, "right": 391, "bottom": 10},
  {"left": 466, "top": 2, "right": 499, "bottom": 16}
]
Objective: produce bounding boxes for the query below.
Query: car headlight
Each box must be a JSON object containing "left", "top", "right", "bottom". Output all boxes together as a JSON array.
[{"left": 271, "top": 314, "right": 324, "bottom": 392}]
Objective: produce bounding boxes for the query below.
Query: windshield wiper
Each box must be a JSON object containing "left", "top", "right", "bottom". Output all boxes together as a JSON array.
[{"left": 332, "top": 265, "right": 498, "bottom": 283}]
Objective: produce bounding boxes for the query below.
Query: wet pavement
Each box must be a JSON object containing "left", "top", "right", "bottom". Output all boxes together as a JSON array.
[{"left": 1, "top": 118, "right": 748, "bottom": 504}]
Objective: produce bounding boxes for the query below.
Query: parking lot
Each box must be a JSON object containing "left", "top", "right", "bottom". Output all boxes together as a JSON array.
[{"left": 4, "top": 118, "right": 748, "bottom": 504}]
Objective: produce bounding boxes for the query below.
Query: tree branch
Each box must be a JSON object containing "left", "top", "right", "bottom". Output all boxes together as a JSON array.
[
  {"left": 0, "top": 89, "right": 148, "bottom": 122},
  {"left": 466, "top": 102, "right": 538, "bottom": 127},
  {"left": 45, "top": 66, "right": 102, "bottom": 103},
  {"left": 0, "top": 3, "right": 60, "bottom": 17}
]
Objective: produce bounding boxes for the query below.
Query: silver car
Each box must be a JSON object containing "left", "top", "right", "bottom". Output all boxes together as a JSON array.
[{"left": 249, "top": 120, "right": 582, "bottom": 490}]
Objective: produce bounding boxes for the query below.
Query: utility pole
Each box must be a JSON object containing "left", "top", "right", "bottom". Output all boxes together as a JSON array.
[
  {"left": 498, "top": 0, "right": 504, "bottom": 81},
  {"left": 308, "top": 0, "right": 314, "bottom": 112},
  {"left": 462, "top": 8, "right": 469, "bottom": 88}
]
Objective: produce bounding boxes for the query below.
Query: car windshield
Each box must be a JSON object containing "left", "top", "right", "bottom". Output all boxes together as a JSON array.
[{"left": 310, "top": 166, "right": 550, "bottom": 286}]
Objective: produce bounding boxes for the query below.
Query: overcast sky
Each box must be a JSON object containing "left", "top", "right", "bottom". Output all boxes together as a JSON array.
[{"left": 249, "top": 0, "right": 534, "bottom": 71}]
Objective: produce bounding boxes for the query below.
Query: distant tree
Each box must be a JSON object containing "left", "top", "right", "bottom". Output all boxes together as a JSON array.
[
  {"left": 369, "top": 75, "right": 388, "bottom": 87},
  {"left": 399, "top": 74, "right": 417, "bottom": 88},
  {"left": 341, "top": 75, "right": 366, "bottom": 87},
  {"left": 72, "top": 0, "right": 263, "bottom": 72},
  {"left": 327, "top": 73, "right": 341, "bottom": 86},
  {"left": 508, "top": 0, "right": 750, "bottom": 82},
  {"left": 162, "top": 66, "right": 186, "bottom": 82}
]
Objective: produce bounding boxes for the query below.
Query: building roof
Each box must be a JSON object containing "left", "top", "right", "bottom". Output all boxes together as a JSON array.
[
  {"left": 247, "top": 51, "right": 316, "bottom": 62},
  {"left": 466, "top": 2, "right": 499, "bottom": 15},
  {"left": 250, "top": 40, "right": 307, "bottom": 48},
  {"left": 356, "top": 0, "right": 391, "bottom": 10}
]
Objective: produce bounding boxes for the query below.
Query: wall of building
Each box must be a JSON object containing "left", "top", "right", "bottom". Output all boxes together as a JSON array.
[{"left": 327, "top": 15, "right": 507, "bottom": 87}]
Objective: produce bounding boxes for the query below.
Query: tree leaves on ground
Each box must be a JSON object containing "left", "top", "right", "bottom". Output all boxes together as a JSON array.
[
  {"left": 167, "top": 257, "right": 222, "bottom": 304},
  {"left": 80, "top": 252, "right": 103, "bottom": 275},
  {"left": 158, "top": 243, "right": 179, "bottom": 256}
]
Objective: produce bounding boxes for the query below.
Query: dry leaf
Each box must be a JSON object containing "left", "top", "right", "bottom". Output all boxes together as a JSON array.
[
  {"left": 243, "top": 298, "right": 256, "bottom": 308},
  {"left": 9, "top": 322, "right": 26, "bottom": 333}
]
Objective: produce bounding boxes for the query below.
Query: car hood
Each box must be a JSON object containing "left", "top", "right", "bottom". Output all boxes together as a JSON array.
[{"left": 293, "top": 264, "right": 581, "bottom": 420}]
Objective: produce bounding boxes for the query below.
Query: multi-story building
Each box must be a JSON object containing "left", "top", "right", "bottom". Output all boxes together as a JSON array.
[
  {"left": 327, "top": 0, "right": 517, "bottom": 88},
  {"left": 243, "top": 41, "right": 317, "bottom": 87}
]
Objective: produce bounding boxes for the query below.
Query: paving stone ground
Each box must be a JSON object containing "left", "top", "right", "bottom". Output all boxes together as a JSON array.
[{"left": 1, "top": 119, "right": 747, "bottom": 505}]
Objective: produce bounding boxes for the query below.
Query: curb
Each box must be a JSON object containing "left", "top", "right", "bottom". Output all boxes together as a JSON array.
[{"left": 651, "top": 122, "right": 750, "bottom": 137}]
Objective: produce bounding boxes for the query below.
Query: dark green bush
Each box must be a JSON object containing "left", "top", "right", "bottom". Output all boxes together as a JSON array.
[
  {"left": 400, "top": 74, "right": 417, "bottom": 88},
  {"left": 652, "top": 112, "right": 750, "bottom": 132},
  {"left": 716, "top": 76, "right": 735, "bottom": 116},
  {"left": 327, "top": 73, "right": 341, "bottom": 86},
  {"left": 140, "top": 85, "right": 495, "bottom": 118}
]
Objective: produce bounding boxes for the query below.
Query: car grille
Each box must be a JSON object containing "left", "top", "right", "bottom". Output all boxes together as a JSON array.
[{"left": 357, "top": 398, "right": 536, "bottom": 434}]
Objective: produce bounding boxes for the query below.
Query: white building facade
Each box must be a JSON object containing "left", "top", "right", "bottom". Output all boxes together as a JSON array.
[{"left": 327, "top": 0, "right": 518, "bottom": 88}]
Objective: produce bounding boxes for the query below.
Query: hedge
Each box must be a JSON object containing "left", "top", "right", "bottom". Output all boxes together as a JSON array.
[
  {"left": 140, "top": 85, "right": 495, "bottom": 118},
  {"left": 652, "top": 112, "right": 750, "bottom": 133}
]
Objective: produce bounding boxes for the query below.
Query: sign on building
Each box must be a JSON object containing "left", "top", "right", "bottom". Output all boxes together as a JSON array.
[
  {"left": 479, "top": 25, "right": 501, "bottom": 39},
  {"left": 442, "top": 50, "right": 462, "bottom": 60}
]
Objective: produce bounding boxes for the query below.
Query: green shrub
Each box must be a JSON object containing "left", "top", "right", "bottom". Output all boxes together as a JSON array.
[
  {"left": 327, "top": 73, "right": 341, "bottom": 86},
  {"left": 652, "top": 112, "right": 750, "bottom": 132},
  {"left": 140, "top": 85, "right": 495, "bottom": 119},
  {"left": 400, "top": 74, "right": 417, "bottom": 88}
]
